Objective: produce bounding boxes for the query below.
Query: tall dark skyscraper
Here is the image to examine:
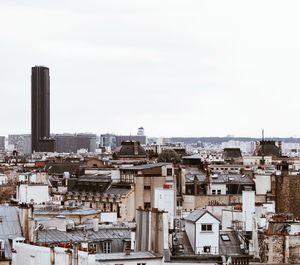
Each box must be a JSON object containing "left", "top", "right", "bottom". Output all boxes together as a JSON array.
[{"left": 31, "top": 66, "right": 55, "bottom": 152}]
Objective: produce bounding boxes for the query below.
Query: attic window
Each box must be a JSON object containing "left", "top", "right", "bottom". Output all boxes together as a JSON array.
[
  {"left": 103, "top": 241, "right": 112, "bottom": 253},
  {"left": 167, "top": 168, "right": 173, "bottom": 176},
  {"left": 221, "top": 234, "right": 230, "bottom": 241},
  {"left": 201, "top": 224, "right": 212, "bottom": 231}
]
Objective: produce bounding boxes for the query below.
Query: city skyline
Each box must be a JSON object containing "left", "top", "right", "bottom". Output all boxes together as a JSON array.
[{"left": 2, "top": 0, "right": 300, "bottom": 137}]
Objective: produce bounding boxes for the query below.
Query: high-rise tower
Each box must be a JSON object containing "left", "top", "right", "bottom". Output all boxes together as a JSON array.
[{"left": 31, "top": 66, "right": 55, "bottom": 152}]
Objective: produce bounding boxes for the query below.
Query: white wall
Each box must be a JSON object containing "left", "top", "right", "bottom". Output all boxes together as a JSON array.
[
  {"left": 13, "top": 243, "right": 50, "bottom": 265},
  {"left": 195, "top": 213, "right": 220, "bottom": 255},
  {"left": 95, "top": 252, "right": 163, "bottom": 265},
  {"left": 13, "top": 243, "right": 92, "bottom": 265},
  {"left": 209, "top": 183, "right": 226, "bottom": 195},
  {"left": 154, "top": 188, "right": 175, "bottom": 229},
  {"left": 221, "top": 210, "right": 243, "bottom": 231},
  {"left": 100, "top": 212, "right": 117, "bottom": 223},
  {"left": 290, "top": 224, "right": 300, "bottom": 235},
  {"left": 185, "top": 220, "right": 195, "bottom": 251},
  {"left": 0, "top": 174, "right": 7, "bottom": 185},
  {"left": 243, "top": 156, "right": 272, "bottom": 166},
  {"left": 242, "top": 191, "right": 255, "bottom": 231},
  {"left": 182, "top": 195, "right": 195, "bottom": 212},
  {"left": 17, "top": 184, "right": 50, "bottom": 204},
  {"left": 95, "top": 257, "right": 162, "bottom": 265},
  {"left": 254, "top": 174, "right": 271, "bottom": 195}
]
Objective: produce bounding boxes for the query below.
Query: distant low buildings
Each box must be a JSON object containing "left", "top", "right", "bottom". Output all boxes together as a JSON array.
[
  {"left": 8, "top": 134, "right": 31, "bottom": 154},
  {"left": 54, "top": 133, "right": 97, "bottom": 153}
]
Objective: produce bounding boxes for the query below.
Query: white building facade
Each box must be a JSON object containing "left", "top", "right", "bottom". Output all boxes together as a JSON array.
[{"left": 185, "top": 209, "right": 220, "bottom": 255}]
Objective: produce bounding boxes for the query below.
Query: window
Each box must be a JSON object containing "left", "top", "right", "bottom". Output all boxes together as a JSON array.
[
  {"left": 212, "top": 190, "right": 216, "bottom": 195},
  {"left": 201, "top": 224, "right": 212, "bottom": 231},
  {"left": 123, "top": 241, "right": 131, "bottom": 252},
  {"left": 144, "top": 202, "right": 151, "bottom": 210},
  {"left": 144, "top": 186, "right": 151, "bottom": 190},
  {"left": 137, "top": 263, "right": 146, "bottom": 265},
  {"left": 217, "top": 190, "right": 221, "bottom": 195},
  {"left": 103, "top": 241, "right": 112, "bottom": 253},
  {"left": 203, "top": 246, "right": 211, "bottom": 253},
  {"left": 88, "top": 243, "right": 97, "bottom": 253},
  {"left": 221, "top": 234, "right": 230, "bottom": 241},
  {"left": 167, "top": 168, "right": 173, "bottom": 176}
]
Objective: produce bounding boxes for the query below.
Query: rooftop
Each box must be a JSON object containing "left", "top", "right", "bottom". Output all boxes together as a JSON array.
[
  {"left": 36, "top": 227, "right": 131, "bottom": 243},
  {"left": 120, "top": 163, "right": 171, "bottom": 171},
  {"left": 95, "top": 251, "right": 161, "bottom": 261},
  {"left": 185, "top": 209, "right": 220, "bottom": 223},
  {"left": 0, "top": 206, "right": 23, "bottom": 258},
  {"left": 34, "top": 206, "right": 100, "bottom": 216}
]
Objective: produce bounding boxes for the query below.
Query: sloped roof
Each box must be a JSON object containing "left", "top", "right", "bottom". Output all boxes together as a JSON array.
[
  {"left": 254, "top": 141, "right": 281, "bottom": 157},
  {"left": 113, "top": 141, "right": 147, "bottom": 157},
  {"left": 120, "top": 162, "right": 170, "bottom": 171},
  {"left": 185, "top": 209, "right": 220, "bottom": 223},
  {"left": 222, "top": 148, "right": 242, "bottom": 159},
  {"left": 219, "top": 231, "right": 243, "bottom": 255},
  {"left": 0, "top": 206, "right": 23, "bottom": 259},
  {"left": 104, "top": 187, "right": 132, "bottom": 196},
  {"left": 36, "top": 227, "right": 131, "bottom": 243}
]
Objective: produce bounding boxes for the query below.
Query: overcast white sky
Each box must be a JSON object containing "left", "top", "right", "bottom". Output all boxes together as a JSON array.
[{"left": 1, "top": 0, "right": 300, "bottom": 138}]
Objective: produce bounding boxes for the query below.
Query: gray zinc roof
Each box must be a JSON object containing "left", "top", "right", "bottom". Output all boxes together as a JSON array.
[
  {"left": 0, "top": 206, "right": 23, "bottom": 259},
  {"left": 36, "top": 227, "right": 131, "bottom": 243},
  {"left": 120, "top": 163, "right": 171, "bottom": 171},
  {"left": 185, "top": 209, "right": 220, "bottom": 223},
  {"left": 95, "top": 251, "right": 161, "bottom": 261},
  {"left": 104, "top": 187, "right": 132, "bottom": 196}
]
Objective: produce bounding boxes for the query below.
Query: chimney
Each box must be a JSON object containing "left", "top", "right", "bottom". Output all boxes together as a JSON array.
[
  {"left": 92, "top": 219, "right": 99, "bottom": 232},
  {"left": 125, "top": 248, "right": 131, "bottom": 255},
  {"left": 50, "top": 246, "right": 55, "bottom": 265}
]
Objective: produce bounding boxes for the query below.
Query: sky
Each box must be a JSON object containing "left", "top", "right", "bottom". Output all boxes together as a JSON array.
[{"left": 1, "top": 0, "right": 300, "bottom": 138}]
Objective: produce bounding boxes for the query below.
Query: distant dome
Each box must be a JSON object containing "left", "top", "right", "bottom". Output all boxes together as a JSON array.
[
  {"left": 113, "top": 141, "right": 147, "bottom": 160},
  {"left": 157, "top": 149, "right": 181, "bottom": 164}
]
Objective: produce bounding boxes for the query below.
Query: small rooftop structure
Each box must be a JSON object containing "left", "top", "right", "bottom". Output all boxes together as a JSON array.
[
  {"left": 185, "top": 209, "right": 221, "bottom": 223},
  {"left": 95, "top": 251, "right": 161, "bottom": 261},
  {"left": 254, "top": 140, "right": 282, "bottom": 158},
  {"left": 222, "top": 148, "right": 243, "bottom": 164},
  {"left": 113, "top": 141, "right": 147, "bottom": 160}
]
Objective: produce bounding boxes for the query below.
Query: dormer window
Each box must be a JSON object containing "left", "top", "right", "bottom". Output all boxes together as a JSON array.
[
  {"left": 103, "top": 241, "right": 112, "bottom": 253},
  {"left": 201, "top": 224, "right": 212, "bottom": 231}
]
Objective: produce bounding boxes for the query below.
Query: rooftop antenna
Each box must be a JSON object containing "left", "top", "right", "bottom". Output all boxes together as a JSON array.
[{"left": 261, "top": 129, "right": 265, "bottom": 166}]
